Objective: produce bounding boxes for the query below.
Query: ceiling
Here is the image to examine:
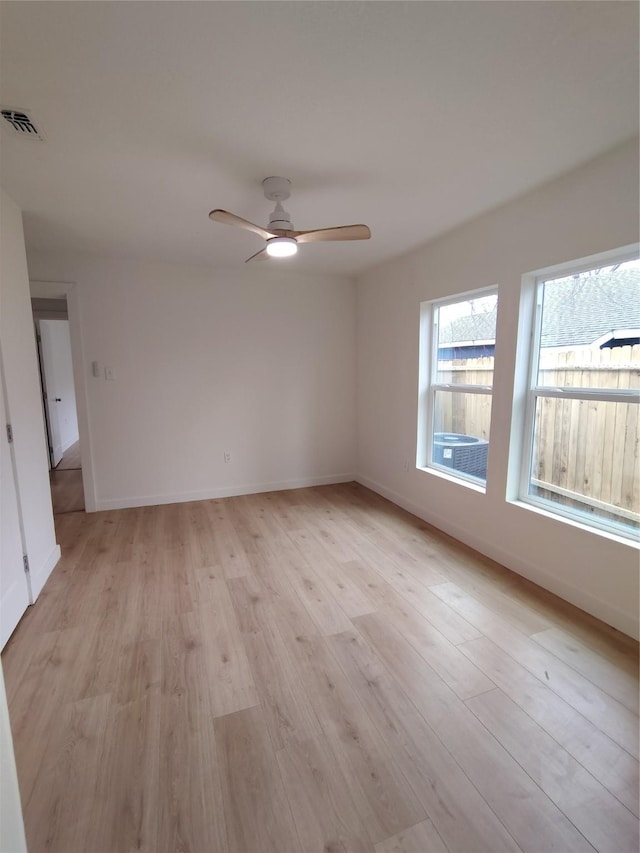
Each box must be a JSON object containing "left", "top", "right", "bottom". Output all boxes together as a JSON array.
[{"left": 0, "top": 1, "right": 638, "bottom": 276}]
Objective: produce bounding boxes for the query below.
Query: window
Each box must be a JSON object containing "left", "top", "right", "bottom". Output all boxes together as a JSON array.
[
  {"left": 521, "top": 254, "right": 640, "bottom": 538},
  {"left": 419, "top": 289, "right": 498, "bottom": 487}
]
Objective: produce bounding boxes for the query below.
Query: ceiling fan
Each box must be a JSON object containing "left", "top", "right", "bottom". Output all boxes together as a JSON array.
[{"left": 209, "top": 177, "right": 371, "bottom": 262}]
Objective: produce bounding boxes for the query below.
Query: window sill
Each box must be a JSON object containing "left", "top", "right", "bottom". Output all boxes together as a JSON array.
[
  {"left": 508, "top": 497, "right": 640, "bottom": 549},
  {"left": 416, "top": 465, "right": 486, "bottom": 495}
]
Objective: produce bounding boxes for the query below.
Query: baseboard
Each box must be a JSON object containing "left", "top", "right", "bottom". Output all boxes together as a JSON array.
[
  {"left": 94, "top": 473, "right": 355, "bottom": 511},
  {"left": 29, "top": 543, "right": 61, "bottom": 602},
  {"left": 355, "top": 473, "right": 639, "bottom": 640}
]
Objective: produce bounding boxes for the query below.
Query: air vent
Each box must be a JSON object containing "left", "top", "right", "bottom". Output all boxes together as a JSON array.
[{"left": 0, "top": 108, "right": 44, "bottom": 140}]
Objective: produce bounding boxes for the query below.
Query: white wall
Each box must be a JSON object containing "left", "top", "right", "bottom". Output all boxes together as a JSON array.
[
  {"left": 356, "top": 138, "right": 640, "bottom": 639},
  {"left": 0, "top": 188, "right": 59, "bottom": 600},
  {"left": 27, "top": 255, "right": 356, "bottom": 510},
  {"left": 40, "top": 319, "right": 79, "bottom": 453}
]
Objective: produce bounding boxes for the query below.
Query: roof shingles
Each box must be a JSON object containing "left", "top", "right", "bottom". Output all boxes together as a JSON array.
[{"left": 439, "top": 266, "right": 640, "bottom": 348}]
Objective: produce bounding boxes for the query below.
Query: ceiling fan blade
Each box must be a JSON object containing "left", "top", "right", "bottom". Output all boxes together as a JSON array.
[
  {"left": 293, "top": 224, "right": 371, "bottom": 243},
  {"left": 209, "top": 209, "right": 275, "bottom": 241},
  {"left": 245, "top": 248, "right": 270, "bottom": 263}
]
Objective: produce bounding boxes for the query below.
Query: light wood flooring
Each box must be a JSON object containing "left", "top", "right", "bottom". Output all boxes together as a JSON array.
[
  {"left": 55, "top": 439, "right": 82, "bottom": 471},
  {"left": 50, "top": 439, "right": 85, "bottom": 514},
  {"left": 2, "top": 483, "right": 638, "bottom": 853},
  {"left": 49, "top": 468, "right": 85, "bottom": 513}
]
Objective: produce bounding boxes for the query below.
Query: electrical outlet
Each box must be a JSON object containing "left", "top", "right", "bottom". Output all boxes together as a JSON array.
[{"left": 223, "top": 451, "right": 232, "bottom": 464}]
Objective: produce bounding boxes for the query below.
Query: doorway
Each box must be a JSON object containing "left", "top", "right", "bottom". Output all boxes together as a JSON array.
[{"left": 31, "top": 298, "right": 85, "bottom": 514}]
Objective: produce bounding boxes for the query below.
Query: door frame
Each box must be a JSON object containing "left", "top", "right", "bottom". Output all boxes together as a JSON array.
[
  {"left": 0, "top": 346, "right": 33, "bottom": 623},
  {"left": 33, "top": 319, "right": 55, "bottom": 469},
  {"left": 29, "top": 281, "right": 96, "bottom": 512}
]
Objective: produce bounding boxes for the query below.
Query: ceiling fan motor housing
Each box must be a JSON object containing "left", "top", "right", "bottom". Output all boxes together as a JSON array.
[
  {"left": 263, "top": 177, "right": 294, "bottom": 230},
  {"left": 268, "top": 201, "right": 293, "bottom": 231}
]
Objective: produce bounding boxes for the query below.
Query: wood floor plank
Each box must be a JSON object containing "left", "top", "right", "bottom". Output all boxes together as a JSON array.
[
  {"left": 8, "top": 627, "right": 93, "bottom": 806},
  {"left": 54, "top": 438, "right": 82, "bottom": 470},
  {"left": 288, "top": 527, "right": 379, "bottom": 618},
  {"left": 23, "top": 693, "right": 111, "bottom": 853},
  {"left": 266, "top": 534, "right": 354, "bottom": 636},
  {"left": 459, "top": 635, "right": 639, "bottom": 816},
  {"left": 531, "top": 626, "right": 639, "bottom": 711},
  {"left": 377, "top": 595, "right": 494, "bottom": 700},
  {"left": 375, "top": 820, "right": 449, "bottom": 853},
  {"left": 113, "top": 506, "right": 143, "bottom": 565},
  {"left": 49, "top": 467, "right": 85, "bottom": 513},
  {"left": 327, "top": 629, "right": 521, "bottom": 853},
  {"left": 466, "top": 688, "right": 639, "bottom": 853},
  {"left": 352, "top": 614, "right": 597, "bottom": 853},
  {"left": 337, "top": 553, "right": 487, "bottom": 693},
  {"left": 363, "top": 548, "right": 482, "bottom": 645},
  {"left": 225, "top": 493, "right": 286, "bottom": 560},
  {"left": 215, "top": 705, "right": 301, "bottom": 853},
  {"left": 204, "top": 499, "right": 252, "bottom": 579},
  {"left": 158, "top": 690, "right": 229, "bottom": 853},
  {"left": 502, "top": 573, "right": 640, "bottom": 659},
  {"left": 283, "top": 631, "right": 427, "bottom": 843},
  {"left": 177, "top": 500, "right": 218, "bottom": 571},
  {"left": 228, "top": 575, "right": 323, "bottom": 750},
  {"left": 197, "top": 583, "right": 258, "bottom": 715},
  {"left": 443, "top": 570, "right": 554, "bottom": 636},
  {"left": 116, "top": 556, "right": 165, "bottom": 644},
  {"left": 277, "top": 733, "right": 377, "bottom": 853},
  {"left": 87, "top": 690, "right": 162, "bottom": 853},
  {"left": 317, "top": 527, "right": 481, "bottom": 647},
  {"left": 432, "top": 581, "right": 639, "bottom": 755},
  {"left": 114, "top": 637, "right": 162, "bottom": 706},
  {"left": 2, "top": 484, "right": 637, "bottom": 853}
]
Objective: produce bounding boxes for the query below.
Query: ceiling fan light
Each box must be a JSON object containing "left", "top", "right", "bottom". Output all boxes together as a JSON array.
[{"left": 266, "top": 236, "right": 297, "bottom": 258}]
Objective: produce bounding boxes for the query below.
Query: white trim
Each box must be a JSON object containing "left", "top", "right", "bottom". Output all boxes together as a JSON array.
[
  {"left": 439, "top": 338, "right": 496, "bottom": 348},
  {"left": 521, "top": 277, "right": 543, "bottom": 502},
  {"left": 428, "top": 284, "right": 499, "bottom": 310},
  {"left": 416, "top": 464, "right": 485, "bottom": 494},
  {"left": 418, "top": 287, "right": 497, "bottom": 478},
  {"left": 532, "top": 386, "right": 638, "bottom": 403},
  {"left": 94, "top": 473, "right": 355, "bottom": 511},
  {"left": 0, "top": 349, "right": 33, "bottom": 602},
  {"left": 517, "top": 246, "right": 640, "bottom": 537},
  {"left": 355, "top": 473, "right": 639, "bottom": 640},
  {"left": 29, "top": 281, "right": 96, "bottom": 511},
  {"left": 416, "top": 300, "right": 431, "bottom": 468},
  {"left": 528, "top": 243, "right": 640, "bottom": 282},
  {"left": 433, "top": 383, "right": 493, "bottom": 395},
  {"left": 28, "top": 543, "right": 61, "bottom": 602}
]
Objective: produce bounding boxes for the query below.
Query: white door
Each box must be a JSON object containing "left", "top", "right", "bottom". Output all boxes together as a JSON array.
[
  {"left": 0, "top": 369, "right": 30, "bottom": 650},
  {"left": 37, "top": 320, "right": 63, "bottom": 467}
]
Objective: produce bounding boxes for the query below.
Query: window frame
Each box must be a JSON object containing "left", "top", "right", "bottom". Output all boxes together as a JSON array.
[
  {"left": 418, "top": 286, "right": 498, "bottom": 489},
  {"left": 519, "top": 248, "right": 640, "bottom": 540}
]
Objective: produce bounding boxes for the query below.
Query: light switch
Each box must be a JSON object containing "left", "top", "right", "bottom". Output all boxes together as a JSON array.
[
  {"left": 104, "top": 366, "right": 115, "bottom": 381},
  {"left": 92, "top": 361, "right": 101, "bottom": 378}
]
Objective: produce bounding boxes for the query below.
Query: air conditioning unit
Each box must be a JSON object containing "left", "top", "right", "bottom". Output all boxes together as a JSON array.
[{"left": 433, "top": 432, "right": 488, "bottom": 479}]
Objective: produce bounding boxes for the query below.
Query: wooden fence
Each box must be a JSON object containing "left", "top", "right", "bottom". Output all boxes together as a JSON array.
[{"left": 436, "top": 346, "right": 639, "bottom": 522}]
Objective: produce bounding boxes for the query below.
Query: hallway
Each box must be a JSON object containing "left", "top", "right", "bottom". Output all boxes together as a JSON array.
[{"left": 49, "top": 441, "right": 84, "bottom": 514}]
